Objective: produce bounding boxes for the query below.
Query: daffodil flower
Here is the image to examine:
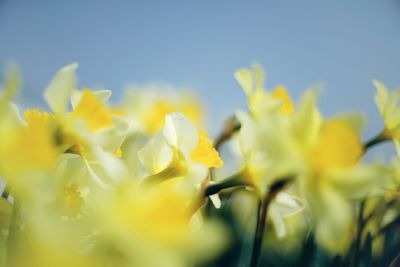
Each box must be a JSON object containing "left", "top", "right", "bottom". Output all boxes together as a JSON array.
[
  {"left": 230, "top": 64, "right": 303, "bottom": 243},
  {"left": 138, "top": 112, "right": 223, "bottom": 206},
  {"left": 232, "top": 65, "right": 299, "bottom": 193},
  {"left": 373, "top": 80, "right": 400, "bottom": 154},
  {"left": 235, "top": 64, "right": 294, "bottom": 118},
  {"left": 40, "top": 63, "right": 129, "bottom": 188},
  {"left": 120, "top": 85, "right": 204, "bottom": 134},
  {"left": 0, "top": 66, "right": 59, "bottom": 195},
  {"left": 261, "top": 90, "right": 385, "bottom": 254},
  {"left": 95, "top": 180, "right": 228, "bottom": 267},
  {"left": 236, "top": 71, "right": 386, "bottom": 254}
]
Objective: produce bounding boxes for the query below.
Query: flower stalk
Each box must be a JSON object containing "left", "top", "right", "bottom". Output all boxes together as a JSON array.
[
  {"left": 204, "top": 171, "right": 249, "bottom": 197},
  {"left": 250, "top": 178, "right": 294, "bottom": 267},
  {"left": 364, "top": 130, "right": 389, "bottom": 150}
]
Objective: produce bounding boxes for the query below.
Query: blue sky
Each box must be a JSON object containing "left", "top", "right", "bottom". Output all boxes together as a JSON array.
[{"left": 1, "top": 0, "right": 400, "bottom": 145}]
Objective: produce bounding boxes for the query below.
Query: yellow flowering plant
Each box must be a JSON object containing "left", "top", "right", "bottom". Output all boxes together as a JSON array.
[{"left": 0, "top": 62, "right": 399, "bottom": 267}]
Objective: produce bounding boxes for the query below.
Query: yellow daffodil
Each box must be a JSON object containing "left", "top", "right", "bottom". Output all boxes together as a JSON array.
[
  {"left": 138, "top": 112, "right": 222, "bottom": 184},
  {"left": 121, "top": 85, "right": 204, "bottom": 134},
  {"left": 0, "top": 67, "right": 60, "bottom": 196},
  {"left": 232, "top": 65, "right": 298, "bottom": 194},
  {"left": 373, "top": 80, "right": 400, "bottom": 154},
  {"left": 41, "top": 63, "right": 129, "bottom": 188},
  {"left": 231, "top": 64, "right": 304, "bottom": 242},
  {"left": 235, "top": 64, "right": 294, "bottom": 118},
  {"left": 359, "top": 158, "right": 400, "bottom": 258},
  {"left": 236, "top": 70, "right": 385, "bottom": 254},
  {"left": 1, "top": 61, "right": 398, "bottom": 267},
  {"left": 138, "top": 112, "right": 223, "bottom": 207},
  {"left": 95, "top": 180, "right": 228, "bottom": 267},
  {"left": 260, "top": 89, "right": 384, "bottom": 254},
  {"left": 117, "top": 87, "right": 205, "bottom": 183},
  {"left": 234, "top": 109, "right": 306, "bottom": 242}
]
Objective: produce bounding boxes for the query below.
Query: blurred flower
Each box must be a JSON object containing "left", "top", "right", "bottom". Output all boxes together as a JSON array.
[
  {"left": 95, "top": 180, "right": 228, "bottom": 267},
  {"left": 373, "top": 80, "right": 400, "bottom": 154},
  {"left": 235, "top": 63, "right": 294, "bottom": 119},
  {"left": 120, "top": 85, "right": 204, "bottom": 134},
  {"left": 0, "top": 62, "right": 398, "bottom": 267},
  {"left": 139, "top": 112, "right": 222, "bottom": 185},
  {"left": 41, "top": 63, "right": 129, "bottom": 188},
  {"left": 236, "top": 70, "right": 386, "bottom": 254}
]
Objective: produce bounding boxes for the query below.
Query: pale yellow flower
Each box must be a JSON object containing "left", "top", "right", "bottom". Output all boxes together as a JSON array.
[
  {"left": 138, "top": 112, "right": 222, "bottom": 185},
  {"left": 41, "top": 63, "right": 129, "bottom": 188},
  {"left": 0, "top": 71, "right": 59, "bottom": 194},
  {"left": 235, "top": 64, "right": 294, "bottom": 118},
  {"left": 236, "top": 74, "right": 385, "bottom": 254},
  {"left": 373, "top": 80, "right": 400, "bottom": 154},
  {"left": 95, "top": 180, "right": 228, "bottom": 267},
  {"left": 138, "top": 112, "right": 223, "bottom": 207},
  {"left": 121, "top": 85, "right": 204, "bottom": 134}
]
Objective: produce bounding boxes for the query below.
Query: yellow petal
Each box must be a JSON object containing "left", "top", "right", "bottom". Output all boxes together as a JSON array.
[
  {"left": 69, "top": 89, "right": 113, "bottom": 131},
  {"left": 0, "top": 197, "right": 12, "bottom": 228},
  {"left": 311, "top": 119, "right": 363, "bottom": 174},
  {"left": 271, "top": 85, "right": 295, "bottom": 115},
  {"left": 58, "top": 185, "right": 84, "bottom": 218},
  {"left": 0, "top": 63, "right": 20, "bottom": 101},
  {"left": 252, "top": 63, "right": 265, "bottom": 90},
  {"left": 143, "top": 98, "right": 204, "bottom": 134},
  {"left": 24, "top": 109, "right": 55, "bottom": 126},
  {"left": 373, "top": 80, "right": 389, "bottom": 117},
  {"left": 312, "top": 183, "right": 353, "bottom": 255},
  {"left": 373, "top": 80, "right": 400, "bottom": 133},
  {"left": 144, "top": 100, "right": 174, "bottom": 134},
  {"left": 0, "top": 123, "right": 57, "bottom": 178},
  {"left": 234, "top": 68, "right": 254, "bottom": 95},
  {"left": 179, "top": 97, "right": 204, "bottom": 128},
  {"left": 114, "top": 147, "right": 122, "bottom": 158},
  {"left": 190, "top": 131, "right": 223, "bottom": 168}
]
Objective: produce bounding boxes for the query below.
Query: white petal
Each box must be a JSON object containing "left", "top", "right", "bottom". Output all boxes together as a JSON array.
[
  {"left": 186, "top": 162, "right": 209, "bottom": 185},
  {"left": 234, "top": 68, "right": 253, "bottom": 95},
  {"left": 274, "top": 192, "right": 303, "bottom": 216},
  {"left": 269, "top": 208, "right": 287, "bottom": 239},
  {"left": 209, "top": 194, "right": 222, "bottom": 209},
  {"left": 44, "top": 63, "right": 78, "bottom": 114},
  {"left": 92, "top": 115, "right": 129, "bottom": 152},
  {"left": 252, "top": 63, "right": 265, "bottom": 90},
  {"left": 291, "top": 89, "right": 322, "bottom": 147},
  {"left": 312, "top": 184, "right": 352, "bottom": 255},
  {"left": 373, "top": 80, "right": 400, "bottom": 130},
  {"left": 83, "top": 148, "right": 128, "bottom": 187},
  {"left": 373, "top": 79, "right": 388, "bottom": 117},
  {"left": 137, "top": 132, "right": 174, "bottom": 175},
  {"left": 327, "top": 164, "right": 389, "bottom": 199},
  {"left": 163, "top": 112, "right": 198, "bottom": 155},
  {"left": 236, "top": 110, "right": 258, "bottom": 159}
]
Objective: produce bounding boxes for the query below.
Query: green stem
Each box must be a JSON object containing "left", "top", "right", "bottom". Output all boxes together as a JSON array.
[
  {"left": 210, "top": 116, "right": 241, "bottom": 181},
  {"left": 204, "top": 171, "right": 248, "bottom": 196},
  {"left": 376, "top": 215, "right": 400, "bottom": 236},
  {"left": 213, "top": 116, "right": 241, "bottom": 151},
  {"left": 389, "top": 253, "right": 400, "bottom": 267},
  {"left": 250, "top": 195, "right": 269, "bottom": 267},
  {"left": 249, "top": 178, "right": 293, "bottom": 267},
  {"left": 349, "top": 201, "right": 365, "bottom": 267},
  {"left": 364, "top": 131, "right": 388, "bottom": 150},
  {"left": 6, "top": 198, "right": 20, "bottom": 266},
  {"left": 1, "top": 184, "right": 9, "bottom": 200}
]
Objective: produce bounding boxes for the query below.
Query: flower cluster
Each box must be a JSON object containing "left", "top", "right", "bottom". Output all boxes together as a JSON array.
[{"left": 0, "top": 63, "right": 399, "bottom": 266}]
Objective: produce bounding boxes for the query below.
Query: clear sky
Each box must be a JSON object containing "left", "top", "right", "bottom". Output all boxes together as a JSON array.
[{"left": 1, "top": 0, "right": 400, "bottom": 145}]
